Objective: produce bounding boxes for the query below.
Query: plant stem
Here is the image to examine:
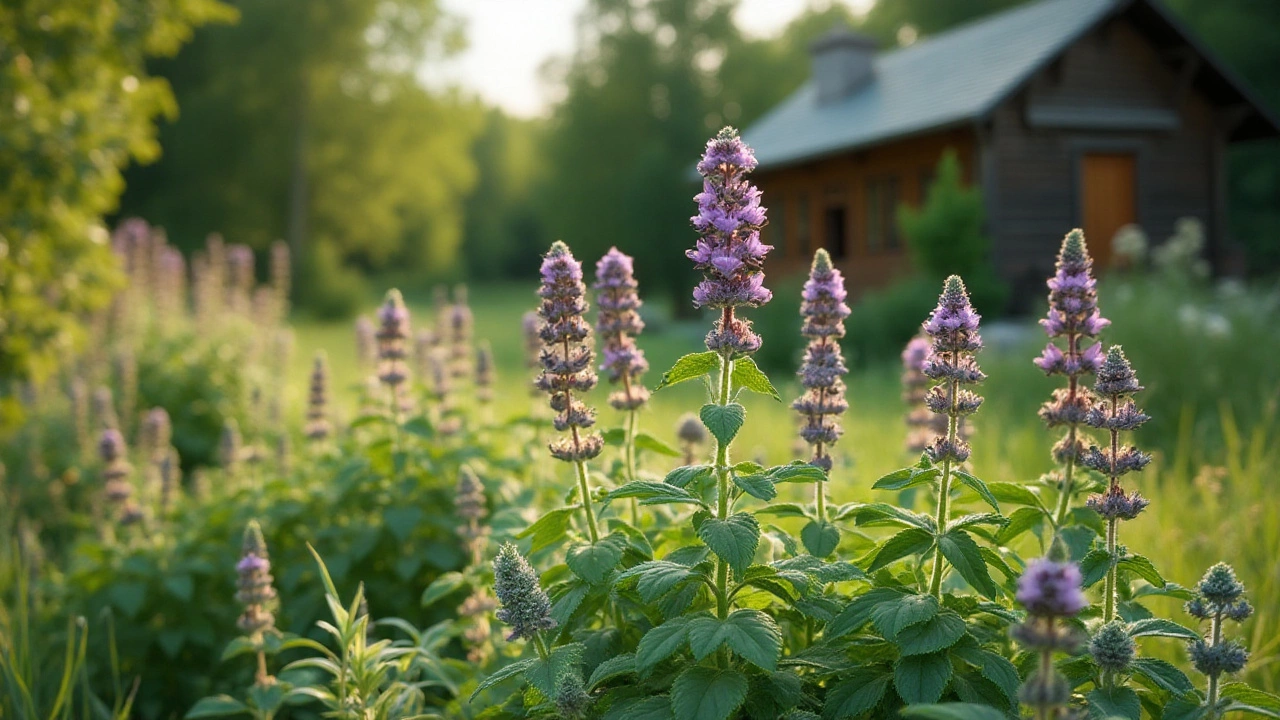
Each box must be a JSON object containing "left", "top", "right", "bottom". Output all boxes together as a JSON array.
[
  {"left": 928, "top": 369, "right": 959, "bottom": 598},
  {"left": 1206, "top": 610, "right": 1223, "bottom": 717},
  {"left": 1037, "top": 617, "right": 1055, "bottom": 720},
  {"left": 532, "top": 632, "right": 550, "bottom": 661},
  {"left": 625, "top": 404, "right": 640, "bottom": 526},
  {"left": 1104, "top": 516, "right": 1118, "bottom": 622},
  {"left": 256, "top": 650, "right": 268, "bottom": 685},
  {"left": 574, "top": 457, "right": 600, "bottom": 544},
  {"left": 1053, "top": 431, "right": 1077, "bottom": 526},
  {"left": 713, "top": 329, "right": 734, "bottom": 622}
]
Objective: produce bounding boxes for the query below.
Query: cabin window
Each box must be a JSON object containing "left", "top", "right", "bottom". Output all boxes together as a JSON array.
[
  {"left": 796, "top": 192, "right": 811, "bottom": 255},
  {"left": 866, "top": 175, "right": 901, "bottom": 252},
  {"left": 824, "top": 205, "right": 848, "bottom": 261}
]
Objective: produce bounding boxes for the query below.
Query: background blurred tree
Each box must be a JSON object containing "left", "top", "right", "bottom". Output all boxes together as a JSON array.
[
  {"left": 118, "top": 0, "right": 481, "bottom": 314},
  {"left": 462, "top": 110, "right": 547, "bottom": 280},
  {"left": 0, "top": 0, "right": 234, "bottom": 424}
]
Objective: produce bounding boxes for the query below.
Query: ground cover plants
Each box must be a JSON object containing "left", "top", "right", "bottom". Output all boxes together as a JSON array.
[{"left": 2, "top": 128, "right": 1279, "bottom": 720}]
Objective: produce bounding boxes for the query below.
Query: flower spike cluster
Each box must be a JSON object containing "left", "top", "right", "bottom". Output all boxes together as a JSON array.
[
  {"left": 689, "top": 126, "right": 772, "bottom": 355},
  {"left": 593, "top": 247, "right": 650, "bottom": 411},
  {"left": 921, "top": 276, "right": 985, "bottom": 464},
  {"left": 305, "top": 352, "right": 331, "bottom": 442},
  {"left": 493, "top": 543, "right": 556, "bottom": 642},
  {"left": 1082, "top": 346, "right": 1151, "bottom": 521},
  {"left": 236, "top": 520, "right": 278, "bottom": 638},
  {"left": 376, "top": 289, "right": 411, "bottom": 391},
  {"left": 1012, "top": 547, "right": 1087, "bottom": 719},
  {"left": 450, "top": 285, "right": 474, "bottom": 381},
  {"left": 535, "top": 241, "right": 604, "bottom": 463},
  {"left": 100, "top": 428, "right": 138, "bottom": 524},
  {"left": 1187, "top": 563, "right": 1252, "bottom": 683},
  {"left": 792, "top": 249, "right": 850, "bottom": 472}
]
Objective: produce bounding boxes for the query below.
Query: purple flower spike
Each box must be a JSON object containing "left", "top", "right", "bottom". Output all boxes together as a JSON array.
[
  {"left": 306, "top": 352, "right": 331, "bottom": 442},
  {"left": 690, "top": 127, "right": 772, "bottom": 356},
  {"left": 376, "top": 289, "right": 411, "bottom": 390},
  {"left": 1084, "top": 346, "right": 1151, "bottom": 521},
  {"left": 1017, "top": 557, "right": 1088, "bottom": 618},
  {"left": 594, "top": 247, "right": 650, "bottom": 411},
  {"left": 792, "top": 249, "right": 850, "bottom": 471},
  {"left": 920, "top": 276, "right": 985, "bottom": 464},
  {"left": 535, "top": 242, "right": 604, "bottom": 463},
  {"left": 236, "top": 520, "right": 277, "bottom": 638}
]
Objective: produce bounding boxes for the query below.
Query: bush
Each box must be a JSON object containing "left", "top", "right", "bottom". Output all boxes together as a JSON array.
[{"left": 296, "top": 239, "right": 368, "bottom": 321}]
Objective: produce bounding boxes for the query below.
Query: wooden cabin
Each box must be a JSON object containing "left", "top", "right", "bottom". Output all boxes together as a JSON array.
[{"left": 741, "top": 0, "right": 1278, "bottom": 305}]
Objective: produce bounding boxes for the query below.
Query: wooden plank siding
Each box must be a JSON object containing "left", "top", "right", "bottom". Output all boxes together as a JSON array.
[{"left": 754, "top": 128, "right": 976, "bottom": 298}]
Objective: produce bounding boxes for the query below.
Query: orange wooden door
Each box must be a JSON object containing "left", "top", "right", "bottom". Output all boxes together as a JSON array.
[{"left": 1080, "top": 153, "right": 1136, "bottom": 268}]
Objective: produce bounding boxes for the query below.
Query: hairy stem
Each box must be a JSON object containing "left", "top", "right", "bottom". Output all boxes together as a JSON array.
[
  {"left": 929, "top": 365, "right": 959, "bottom": 598},
  {"left": 573, "top": 457, "right": 600, "bottom": 544},
  {"left": 714, "top": 315, "right": 734, "bottom": 623},
  {"left": 1103, "top": 396, "right": 1120, "bottom": 623},
  {"left": 532, "top": 632, "right": 550, "bottom": 661},
  {"left": 1053, "top": 333, "right": 1081, "bottom": 525},
  {"left": 1207, "top": 610, "right": 1223, "bottom": 717}
]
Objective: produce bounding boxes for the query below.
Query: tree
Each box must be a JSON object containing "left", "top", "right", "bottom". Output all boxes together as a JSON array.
[{"left": 0, "top": 0, "right": 234, "bottom": 422}]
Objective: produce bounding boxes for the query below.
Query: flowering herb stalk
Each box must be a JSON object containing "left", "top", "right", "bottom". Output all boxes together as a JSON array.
[
  {"left": 793, "top": 248, "right": 849, "bottom": 523},
  {"left": 1035, "top": 229, "right": 1109, "bottom": 525},
  {"left": 449, "top": 285, "right": 474, "bottom": 382},
  {"left": 593, "top": 247, "right": 650, "bottom": 483},
  {"left": 1082, "top": 346, "right": 1150, "bottom": 622},
  {"left": 305, "top": 352, "right": 331, "bottom": 443},
  {"left": 376, "top": 289, "right": 411, "bottom": 424},
  {"left": 492, "top": 543, "right": 557, "bottom": 658},
  {"left": 535, "top": 241, "right": 604, "bottom": 543},
  {"left": 1187, "top": 563, "right": 1253, "bottom": 717},
  {"left": 1012, "top": 546, "right": 1087, "bottom": 720},
  {"left": 237, "top": 520, "right": 279, "bottom": 686},
  {"left": 921, "top": 275, "right": 985, "bottom": 597}
]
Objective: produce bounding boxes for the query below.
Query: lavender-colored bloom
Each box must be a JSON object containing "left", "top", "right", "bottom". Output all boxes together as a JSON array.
[
  {"left": 376, "top": 289, "right": 411, "bottom": 390},
  {"left": 493, "top": 543, "right": 556, "bottom": 642},
  {"left": 535, "top": 242, "right": 604, "bottom": 463},
  {"left": 475, "top": 342, "right": 495, "bottom": 404},
  {"left": 1017, "top": 557, "right": 1088, "bottom": 618},
  {"left": 690, "top": 127, "right": 772, "bottom": 356},
  {"left": 1035, "top": 230, "right": 1109, "bottom": 374},
  {"left": 1082, "top": 346, "right": 1151, "bottom": 520},
  {"left": 236, "top": 520, "right": 278, "bottom": 637},
  {"left": 455, "top": 466, "right": 489, "bottom": 564},
  {"left": 593, "top": 247, "right": 650, "bottom": 411},
  {"left": 449, "top": 285, "right": 474, "bottom": 381},
  {"left": 306, "top": 352, "right": 331, "bottom": 442},
  {"left": 921, "top": 276, "right": 984, "bottom": 464},
  {"left": 100, "top": 428, "right": 133, "bottom": 508},
  {"left": 141, "top": 407, "right": 172, "bottom": 459},
  {"left": 792, "top": 249, "right": 850, "bottom": 472},
  {"left": 901, "top": 335, "right": 958, "bottom": 454}
]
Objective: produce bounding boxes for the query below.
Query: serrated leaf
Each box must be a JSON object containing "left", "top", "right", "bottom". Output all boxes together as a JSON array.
[
  {"left": 603, "top": 697, "right": 674, "bottom": 720},
  {"left": 734, "top": 473, "right": 777, "bottom": 501},
  {"left": 517, "top": 507, "right": 577, "bottom": 553},
  {"left": 987, "top": 482, "right": 1046, "bottom": 509},
  {"left": 871, "top": 593, "right": 939, "bottom": 638},
  {"left": 657, "top": 351, "right": 721, "bottom": 390},
  {"left": 566, "top": 534, "right": 627, "bottom": 584},
  {"left": 618, "top": 561, "right": 702, "bottom": 603},
  {"left": 588, "top": 653, "right": 636, "bottom": 690},
  {"left": 635, "top": 432, "right": 682, "bottom": 457},
  {"left": 939, "top": 530, "right": 1000, "bottom": 599},
  {"left": 697, "top": 512, "right": 760, "bottom": 577},
  {"left": 1127, "top": 618, "right": 1199, "bottom": 640},
  {"left": 185, "top": 695, "right": 251, "bottom": 718},
  {"left": 873, "top": 465, "right": 940, "bottom": 491},
  {"left": 1118, "top": 554, "right": 1165, "bottom": 588},
  {"left": 525, "top": 643, "right": 584, "bottom": 698},
  {"left": 826, "top": 587, "right": 907, "bottom": 639},
  {"left": 802, "top": 520, "right": 840, "bottom": 558},
  {"left": 220, "top": 636, "right": 257, "bottom": 662},
  {"left": 757, "top": 503, "right": 810, "bottom": 519},
  {"left": 605, "top": 481, "right": 706, "bottom": 508},
  {"left": 671, "top": 667, "right": 749, "bottom": 720},
  {"left": 700, "top": 403, "right": 746, "bottom": 446},
  {"left": 768, "top": 461, "right": 828, "bottom": 483},
  {"left": 420, "top": 571, "right": 466, "bottom": 607},
  {"left": 1088, "top": 685, "right": 1140, "bottom": 720},
  {"left": 685, "top": 609, "right": 782, "bottom": 670},
  {"left": 732, "top": 356, "right": 780, "bottom": 400},
  {"left": 895, "top": 652, "right": 953, "bottom": 704},
  {"left": 1131, "top": 657, "right": 1194, "bottom": 695},
  {"left": 602, "top": 427, "right": 627, "bottom": 445},
  {"left": 1222, "top": 684, "right": 1280, "bottom": 713},
  {"left": 951, "top": 644, "right": 1020, "bottom": 708},
  {"left": 895, "top": 611, "right": 967, "bottom": 656},
  {"left": 867, "top": 528, "right": 936, "bottom": 572},
  {"left": 995, "top": 506, "right": 1048, "bottom": 546},
  {"left": 900, "top": 703, "right": 1008, "bottom": 720},
  {"left": 1079, "top": 548, "right": 1113, "bottom": 588},
  {"left": 823, "top": 672, "right": 891, "bottom": 720},
  {"left": 947, "top": 513, "right": 1007, "bottom": 533},
  {"left": 847, "top": 502, "right": 936, "bottom": 531},
  {"left": 469, "top": 658, "right": 537, "bottom": 701},
  {"left": 666, "top": 464, "right": 713, "bottom": 488},
  {"left": 636, "top": 615, "right": 693, "bottom": 676},
  {"left": 952, "top": 469, "right": 1000, "bottom": 512}
]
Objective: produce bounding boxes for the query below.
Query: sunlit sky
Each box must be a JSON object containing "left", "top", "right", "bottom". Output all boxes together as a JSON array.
[{"left": 429, "top": 0, "right": 873, "bottom": 117}]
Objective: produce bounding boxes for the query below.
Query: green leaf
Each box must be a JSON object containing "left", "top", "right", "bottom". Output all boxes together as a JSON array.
[
  {"left": 602, "top": 427, "right": 627, "bottom": 445},
  {"left": 826, "top": 588, "right": 907, "bottom": 639},
  {"left": 1163, "top": 698, "right": 1209, "bottom": 720},
  {"left": 823, "top": 672, "right": 891, "bottom": 719},
  {"left": 952, "top": 469, "right": 1000, "bottom": 512},
  {"left": 757, "top": 502, "right": 811, "bottom": 519},
  {"left": 567, "top": 534, "right": 628, "bottom": 584},
  {"left": 420, "top": 571, "right": 466, "bottom": 607},
  {"left": 1079, "top": 548, "right": 1114, "bottom": 588},
  {"left": 384, "top": 506, "right": 424, "bottom": 541},
  {"left": 946, "top": 513, "right": 1007, "bottom": 533},
  {"left": 618, "top": 561, "right": 701, "bottom": 604},
  {"left": 731, "top": 356, "right": 781, "bottom": 400},
  {"left": 894, "top": 611, "right": 967, "bottom": 656},
  {"left": 657, "top": 351, "right": 721, "bottom": 390},
  {"left": 468, "top": 658, "right": 536, "bottom": 701},
  {"left": 165, "top": 574, "right": 194, "bottom": 602},
  {"left": 895, "top": 652, "right": 954, "bottom": 704},
  {"left": 1223, "top": 704, "right": 1280, "bottom": 719},
  {"left": 900, "top": 703, "right": 1008, "bottom": 720},
  {"left": 700, "top": 403, "right": 746, "bottom": 446},
  {"left": 768, "top": 461, "right": 828, "bottom": 483},
  {"left": 873, "top": 465, "right": 940, "bottom": 491},
  {"left": 951, "top": 644, "right": 1020, "bottom": 708},
  {"left": 995, "top": 506, "right": 1048, "bottom": 545},
  {"left": 185, "top": 695, "right": 251, "bottom": 718},
  {"left": 588, "top": 653, "right": 636, "bottom": 690},
  {"left": 220, "top": 637, "right": 257, "bottom": 661},
  {"left": 666, "top": 464, "right": 713, "bottom": 488},
  {"left": 401, "top": 415, "right": 433, "bottom": 437},
  {"left": 867, "top": 528, "right": 936, "bottom": 572},
  {"left": 526, "top": 643, "right": 584, "bottom": 698},
  {"left": 734, "top": 473, "right": 777, "bottom": 501},
  {"left": 1088, "top": 686, "right": 1141, "bottom": 720},
  {"left": 635, "top": 432, "right": 682, "bottom": 457},
  {"left": 605, "top": 481, "right": 706, "bottom": 508},
  {"left": 687, "top": 609, "right": 782, "bottom": 671},
  {"left": 517, "top": 507, "right": 577, "bottom": 553},
  {"left": 671, "top": 667, "right": 749, "bottom": 720},
  {"left": 1222, "top": 684, "right": 1280, "bottom": 713},
  {"left": 636, "top": 616, "right": 692, "bottom": 677},
  {"left": 871, "top": 593, "right": 940, "bottom": 638},
  {"left": 802, "top": 520, "right": 840, "bottom": 558},
  {"left": 987, "top": 482, "right": 1046, "bottom": 509},
  {"left": 938, "top": 530, "right": 1000, "bottom": 599},
  {"left": 108, "top": 581, "right": 146, "bottom": 619},
  {"left": 603, "top": 697, "right": 674, "bottom": 720},
  {"left": 1131, "top": 657, "right": 1194, "bottom": 695},
  {"left": 697, "top": 512, "right": 760, "bottom": 577},
  {"left": 1127, "top": 618, "right": 1200, "bottom": 641},
  {"left": 1118, "top": 554, "right": 1165, "bottom": 588}
]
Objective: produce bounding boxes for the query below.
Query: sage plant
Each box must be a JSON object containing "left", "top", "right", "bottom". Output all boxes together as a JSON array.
[
  {"left": 1187, "top": 563, "right": 1252, "bottom": 717},
  {"left": 1035, "top": 229, "right": 1109, "bottom": 524},
  {"left": 792, "top": 248, "right": 849, "bottom": 523},
  {"left": 305, "top": 352, "right": 332, "bottom": 443},
  {"left": 593, "top": 247, "right": 649, "bottom": 482},
  {"left": 376, "top": 289, "right": 412, "bottom": 420},
  {"left": 100, "top": 428, "right": 133, "bottom": 522},
  {"left": 449, "top": 285, "right": 474, "bottom": 382},
  {"left": 455, "top": 466, "right": 489, "bottom": 566},
  {"left": 921, "top": 275, "right": 984, "bottom": 597},
  {"left": 492, "top": 543, "right": 556, "bottom": 651},
  {"left": 475, "top": 342, "right": 495, "bottom": 408},
  {"left": 237, "top": 520, "right": 278, "bottom": 686},
  {"left": 1081, "top": 346, "right": 1150, "bottom": 622},
  {"left": 1012, "top": 549, "right": 1087, "bottom": 720},
  {"left": 535, "top": 241, "right": 604, "bottom": 542}
]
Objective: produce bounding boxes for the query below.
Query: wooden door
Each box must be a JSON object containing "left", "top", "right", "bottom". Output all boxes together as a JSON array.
[{"left": 1080, "top": 153, "right": 1136, "bottom": 268}]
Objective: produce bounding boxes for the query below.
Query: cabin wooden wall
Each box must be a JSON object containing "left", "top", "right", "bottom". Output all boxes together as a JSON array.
[{"left": 753, "top": 128, "right": 976, "bottom": 298}]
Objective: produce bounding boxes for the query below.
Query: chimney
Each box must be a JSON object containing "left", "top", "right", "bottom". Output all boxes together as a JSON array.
[{"left": 810, "top": 27, "right": 878, "bottom": 104}]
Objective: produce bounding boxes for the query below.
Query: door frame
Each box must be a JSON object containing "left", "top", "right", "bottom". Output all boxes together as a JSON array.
[{"left": 1067, "top": 137, "right": 1150, "bottom": 237}]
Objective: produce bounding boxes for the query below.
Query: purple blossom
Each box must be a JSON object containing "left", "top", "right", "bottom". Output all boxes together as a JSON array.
[
  {"left": 593, "top": 247, "right": 649, "bottom": 411},
  {"left": 920, "top": 276, "right": 985, "bottom": 464},
  {"left": 449, "top": 285, "right": 474, "bottom": 380},
  {"left": 1083, "top": 346, "right": 1150, "bottom": 521},
  {"left": 236, "top": 520, "right": 277, "bottom": 637},
  {"left": 1017, "top": 557, "right": 1087, "bottom": 618},
  {"left": 376, "top": 289, "right": 411, "bottom": 389},
  {"left": 792, "top": 250, "right": 850, "bottom": 471},
  {"left": 690, "top": 127, "right": 772, "bottom": 356},
  {"left": 306, "top": 352, "right": 331, "bottom": 442},
  {"left": 535, "top": 242, "right": 604, "bottom": 463}
]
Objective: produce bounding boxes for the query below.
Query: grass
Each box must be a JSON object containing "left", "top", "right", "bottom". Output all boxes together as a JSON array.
[{"left": 292, "top": 280, "right": 1280, "bottom": 691}]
